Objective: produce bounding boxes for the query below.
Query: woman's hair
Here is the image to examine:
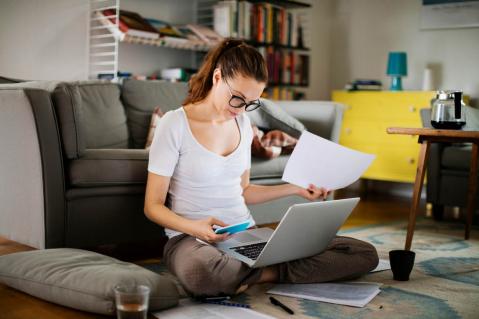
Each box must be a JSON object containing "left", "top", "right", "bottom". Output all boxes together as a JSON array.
[{"left": 183, "top": 38, "right": 268, "bottom": 105}]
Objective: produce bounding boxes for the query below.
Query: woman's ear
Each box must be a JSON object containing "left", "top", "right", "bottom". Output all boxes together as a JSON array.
[{"left": 212, "top": 68, "right": 221, "bottom": 86}]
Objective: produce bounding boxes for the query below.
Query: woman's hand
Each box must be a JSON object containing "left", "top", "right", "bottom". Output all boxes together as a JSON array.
[
  {"left": 295, "top": 184, "right": 330, "bottom": 201},
  {"left": 190, "top": 217, "right": 230, "bottom": 244}
]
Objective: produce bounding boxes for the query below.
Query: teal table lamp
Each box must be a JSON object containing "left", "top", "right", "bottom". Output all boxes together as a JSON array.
[{"left": 387, "top": 52, "right": 407, "bottom": 91}]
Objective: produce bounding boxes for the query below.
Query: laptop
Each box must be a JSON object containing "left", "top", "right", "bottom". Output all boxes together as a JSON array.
[{"left": 214, "top": 197, "right": 360, "bottom": 268}]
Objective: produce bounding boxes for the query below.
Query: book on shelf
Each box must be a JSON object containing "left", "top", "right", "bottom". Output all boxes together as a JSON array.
[
  {"left": 101, "top": 9, "right": 159, "bottom": 39},
  {"left": 146, "top": 18, "right": 186, "bottom": 41},
  {"left": 183, "top": 24, "right": 223, "bottom": 44},
  {"left": 214, "top": 0, "right": 238, "bottom": 38},
  {"left": 174, "top": 25, "right": 205, "bottom": 44}
]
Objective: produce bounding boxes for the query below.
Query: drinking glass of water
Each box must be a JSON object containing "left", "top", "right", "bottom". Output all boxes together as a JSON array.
[{"left": 114, "top": 284, "right": 150, "bottom": 319}]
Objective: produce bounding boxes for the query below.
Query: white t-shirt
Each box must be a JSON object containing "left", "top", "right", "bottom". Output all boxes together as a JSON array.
[{"left": 148, "top": 107, "right": 255, "bottom": 238}]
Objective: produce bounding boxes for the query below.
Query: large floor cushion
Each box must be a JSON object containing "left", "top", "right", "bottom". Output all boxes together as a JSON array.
[{"left": 0, "top": 249, "right": 179, "bottom": 315}]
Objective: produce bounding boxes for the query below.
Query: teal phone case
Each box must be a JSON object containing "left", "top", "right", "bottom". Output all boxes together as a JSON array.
[{"left": 214, "top": 221, "right": 250, "bottom": 235}]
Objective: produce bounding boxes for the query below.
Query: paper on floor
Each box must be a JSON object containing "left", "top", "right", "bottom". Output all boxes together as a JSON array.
[
  {"left": 153, "top": 299, "right": 275, "bottom": 319},
  {"left": 282, "top": 131, "right": 375, "bottom": 190},
  {"left": 267, "top": 282, "right": 382, "bottom": 308},
  {"left": 370, "top": 259, "right": 391, "bottom": 273}
]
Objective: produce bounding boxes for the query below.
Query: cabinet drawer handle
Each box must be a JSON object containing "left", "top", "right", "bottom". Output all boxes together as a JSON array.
[
  {"left": 409, "top": 105, "right": 416, "bottom": 112},
  {"left": 408, "top": 157, "right": 415, "bottom": 164}
]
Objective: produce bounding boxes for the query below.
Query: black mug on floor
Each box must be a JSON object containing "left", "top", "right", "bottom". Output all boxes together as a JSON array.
[{"left": 389, "top": 250, "right": 416, "bottom": 281}]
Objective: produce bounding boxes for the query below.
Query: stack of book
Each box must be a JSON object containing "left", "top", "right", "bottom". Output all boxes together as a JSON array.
[
  {"left": 213, "top": 0, "right": 305, "bottom": 48},
  {"left": 345, "top": 80, "right": 383, "bottom": 91},
  {"left": 95, "top": 10, "right": 222, "bottom": 49},
  {"left": 258, "top": 47, "right": 309, "bottom": 87}
]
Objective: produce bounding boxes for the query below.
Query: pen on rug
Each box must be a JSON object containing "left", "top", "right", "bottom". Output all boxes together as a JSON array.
[
  {"left": 203, "top": 300, "right": 251, "bottom": 308},
  {"left": 269, "top": 296, "right": 294, "bottom": 315},
  {"left": 203, "top": 296, "right": 231, "bottom": 301}
]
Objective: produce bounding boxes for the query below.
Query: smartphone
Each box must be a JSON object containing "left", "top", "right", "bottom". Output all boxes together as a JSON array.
[{"left": 214, "top": 221, "right": 250, "bottom": 235}]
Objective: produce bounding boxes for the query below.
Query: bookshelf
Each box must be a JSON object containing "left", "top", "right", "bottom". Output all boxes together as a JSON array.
[
  {"left": 207, "top": 0, "right": 312, "bottom": 100},
  {"left": 88, "top": 0, "right": 312, "bottom": 100}
]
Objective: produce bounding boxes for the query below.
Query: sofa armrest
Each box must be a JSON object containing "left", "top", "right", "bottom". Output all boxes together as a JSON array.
[
  {"left": 80, "top": 148, "right": 149, "bottom": 160},
  {"left": 274, "top": 101, "right": 345, "bottom": 143},
  {"left": 68, "top": 149, "right": 149, "bottom": 187}
]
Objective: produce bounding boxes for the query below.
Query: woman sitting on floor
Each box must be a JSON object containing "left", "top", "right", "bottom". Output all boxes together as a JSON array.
[{"left": 144, "top": 38, "right": 379, "bottom": 297}]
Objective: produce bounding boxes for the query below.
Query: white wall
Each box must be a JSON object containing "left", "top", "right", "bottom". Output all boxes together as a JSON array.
[
  {"left": 304, "top": 0, "right": 334, "bottom": 100},
  {"left": 0, "top": 0, "right": 196, "bottom": 81},
  {"left": 330, "top": 0, "right": 479, "bottom": 105},
  {"left": 0, "top": 0, "right": 89, "bottom": 80}
]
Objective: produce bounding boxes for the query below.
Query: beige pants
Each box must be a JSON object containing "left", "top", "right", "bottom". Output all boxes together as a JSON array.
[{"left": 163, "top": 234, "right": 379, "bottom": 297}]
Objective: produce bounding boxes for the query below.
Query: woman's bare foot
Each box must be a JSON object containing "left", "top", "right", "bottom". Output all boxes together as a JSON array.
[
  {"left": 236, "top": 266, "right": 279, "bottom": 294},
  {"left": 257, "top": 265, "right": 279, "bottom": 284},
  {"left": 235, "top": 284, "right": 249, "bottom": 294}
]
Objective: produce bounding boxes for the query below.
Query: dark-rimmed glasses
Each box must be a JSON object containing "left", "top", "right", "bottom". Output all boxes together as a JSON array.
[{"left": 224, "top": 80, "right": 262, "bottom": 112}]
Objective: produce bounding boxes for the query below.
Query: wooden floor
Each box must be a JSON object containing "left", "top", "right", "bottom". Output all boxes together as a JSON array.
[{"left": 0, "top": 187, "right": 428, "bottom": 319}]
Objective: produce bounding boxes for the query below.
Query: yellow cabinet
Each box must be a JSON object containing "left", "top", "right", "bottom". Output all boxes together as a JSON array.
[{"left": 332, "top": 91, "right": 436, "bottom": 183}]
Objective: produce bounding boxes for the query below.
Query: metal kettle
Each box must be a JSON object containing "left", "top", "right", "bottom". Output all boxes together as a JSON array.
[{"left": 431, "top": 90, "right": 466, "bottom": 130}]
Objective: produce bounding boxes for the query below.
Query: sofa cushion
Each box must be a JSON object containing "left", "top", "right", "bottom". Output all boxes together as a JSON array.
[
  {"left": 53, "top": 81, "right": 129, "bottom": 159},
  {"left": 121, "top": 79, "right": 188, "bottom": 148},
  {"left": 69, "top": 149, "right": 149, "bottom": 187},
  {"left": 0, "top": 248, "right": 179, "bottom": 315},
  {"left": 247, "top": 98, "right": 306, "bottom": 139},
  {"left": 250, "top": 155, "right": 290, "bottom": 180}
]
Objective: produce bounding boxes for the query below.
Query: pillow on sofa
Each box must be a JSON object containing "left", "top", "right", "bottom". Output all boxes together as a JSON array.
[
  {"left": 0, "top": 248, "right": 179, "bottom": 315},
  {"left": 121, "top": 79, "right": 188, "bottom": 149},
  {"left": 53, "top": 81, "right": 129, "bottom": 159},
  {"left": 145, "top": 106, "right": 164, "bottom": 149},
  {"left": 247, "top": 98, "right": 306, "bottom": 138}
]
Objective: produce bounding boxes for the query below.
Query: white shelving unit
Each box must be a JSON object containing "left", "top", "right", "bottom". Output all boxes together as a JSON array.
[
  {"left": 88, "top": 0, "right": 218, "bottom": 81},
  {"left": 88, "top": 0, "right": 120, "bottom": 81}
]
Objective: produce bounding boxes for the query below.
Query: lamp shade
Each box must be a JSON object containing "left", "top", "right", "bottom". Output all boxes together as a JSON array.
[{"left": 387, "top": 52, "right": 407, "bottom": 76}]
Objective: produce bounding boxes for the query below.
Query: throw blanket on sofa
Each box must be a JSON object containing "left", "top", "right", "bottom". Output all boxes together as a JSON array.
[{"left": 251, "top": 125, "right": 298, "bottom": 159}]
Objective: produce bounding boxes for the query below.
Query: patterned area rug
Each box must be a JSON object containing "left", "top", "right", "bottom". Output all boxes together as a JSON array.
[{"left": 144, "top": 219, "right": 479, "bottom": 319}]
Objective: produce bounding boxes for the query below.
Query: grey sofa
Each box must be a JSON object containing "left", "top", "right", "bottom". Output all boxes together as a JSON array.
[
  {"left": 0, "top": 79, "right": 344, "bottom": 249},
  {"left": 421, "top": 108, "right": 479, "bottom": 222}
]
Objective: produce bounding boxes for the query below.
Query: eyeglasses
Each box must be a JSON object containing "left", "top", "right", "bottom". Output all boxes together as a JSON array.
[{"left": 224, "top": 80, "right": 262, "bottom": 112}]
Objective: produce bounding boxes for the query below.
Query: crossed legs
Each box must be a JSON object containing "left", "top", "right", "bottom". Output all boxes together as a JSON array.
[{"left": 163, "top": 234, "right": 378, "bottom": 297}]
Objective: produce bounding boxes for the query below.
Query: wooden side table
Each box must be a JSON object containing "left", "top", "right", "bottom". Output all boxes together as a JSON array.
[{"left": 387, "top": 127, "right": 479, "bottom": 250}]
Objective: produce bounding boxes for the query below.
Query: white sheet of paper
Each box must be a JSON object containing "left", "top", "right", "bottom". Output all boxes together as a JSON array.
[
  {"left": 282, "top": 131, "right": 375, "bottom": 190},
  {"left": 153, "top": 299, "right": 275, "bottom": 319},
  {"left": 267, "top": 282, "right": 382, "bottom": 308},
  {"left": 370, "top": 259, "right": 391, "bottom": 273}
]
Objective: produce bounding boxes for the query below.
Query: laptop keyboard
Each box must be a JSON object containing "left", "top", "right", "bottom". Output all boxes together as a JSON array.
[{"left": 230, "top": 242, "right": 267, "bottom": 260}]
